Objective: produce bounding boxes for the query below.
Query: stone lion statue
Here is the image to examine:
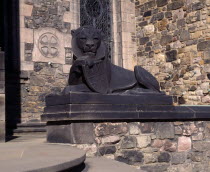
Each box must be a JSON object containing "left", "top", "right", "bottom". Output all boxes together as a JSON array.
[{"left": 63, "top": 26, "right": 160, "bottom": 94}]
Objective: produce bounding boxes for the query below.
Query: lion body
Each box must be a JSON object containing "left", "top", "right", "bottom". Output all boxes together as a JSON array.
[{"left": 64, "top": 26, "right": 160, "bottom": 94}]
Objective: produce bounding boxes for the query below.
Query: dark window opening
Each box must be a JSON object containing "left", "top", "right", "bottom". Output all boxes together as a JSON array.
[{"left": 80, "top": 0, "right": 112, "bottom": 58}]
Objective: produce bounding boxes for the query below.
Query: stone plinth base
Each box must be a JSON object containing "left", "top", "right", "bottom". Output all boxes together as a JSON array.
[
  {"left": 42, "top": 92, "right": 210, "bottom": 144},
  {"left": 41, "top": 92, "right": 210, "bottom": 170}
]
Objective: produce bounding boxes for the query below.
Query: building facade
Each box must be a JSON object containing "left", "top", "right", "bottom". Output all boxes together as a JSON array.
[{"left": 1, "top": 0, "right": 210, "bottom": 170}]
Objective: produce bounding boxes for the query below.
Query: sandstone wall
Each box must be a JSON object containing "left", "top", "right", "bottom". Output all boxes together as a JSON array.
[
  {"left": 18, "top": 0, "right": 210, "bottom": 122},
  {"left": 19, "top": 0, "right": 79, "bottom": 122},
  {"left": 72, "top": 121, "right": 210, "bottom": 171},
  {"left": 135, "top": 0, "right": 210, "bottom": 105}
]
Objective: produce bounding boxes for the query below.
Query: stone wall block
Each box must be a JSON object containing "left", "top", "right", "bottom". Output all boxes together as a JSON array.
[
  {"left": 158, "top": 152, "right": 171, "bottom": 162},
  {"left": 129, "top": 123, "right": 140, "bottom": 135},
  {"left": 171, "top": 152, "right": 187, "bottom": 165},
  {"left": 140, "top": 122, "right": 155, "bottom": 133},
  {"left": 160, "top": 35, "right": 173, "bottom": 46},
  {"left": 115, "top": 150, "right": 144, "bottom": 165},
  {"left": 101, "top": 135, "right": 121, "bottom": 144},
  {"left": 197, "top": 41, "right": 210, "bottom": 51},
  {"left": 193, "top": 141, "right": 210, "bottom": 151},
  {"left": 141, "top": 164, "right": 169, "bottom": 172},
  {"left": 166, "top": 50, "right": 177, "bottom": 62},
  {"left": 178, "top": 136, "right": 191, "bottom": 152},
  {"left": 136, "top": 135, "right": 151, "bottom": 148},
  {"left": 95, "top": 123, "right": 128, "bottom": 137},
  {"left": 157, "top": 0, "right": 168, "bottom": 7},
  {"left": 99, "top": 145, "right": 117, "bottom": 156},
  {"left": 121, "top": 136, "right": 137, "bottom": 149},
  {"left": 167, "top": 2, "right": 184, "bottom": 11},
  {"left": 144, "top": 153, "right": 158, "bottom": 164},
  {"left": 156, "top": 122, "right": 175, "bottom": 139}
]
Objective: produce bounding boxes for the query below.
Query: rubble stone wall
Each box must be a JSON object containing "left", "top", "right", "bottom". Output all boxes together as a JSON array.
[
  {"left": 135, "top": 0, "right": 210, "bottom": 105},
  {"left": 72, "top": 121, "right": 210, "bottom": 171}
]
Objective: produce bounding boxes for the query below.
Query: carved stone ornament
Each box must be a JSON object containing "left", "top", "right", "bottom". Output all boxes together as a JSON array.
[{"left": 38, "top": 33, "right": 59, "bottom": 58}]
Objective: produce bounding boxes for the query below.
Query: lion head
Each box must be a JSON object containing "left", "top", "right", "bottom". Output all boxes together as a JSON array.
[{"left": 71, "top": 26, "right": 107, "bottom": 59}]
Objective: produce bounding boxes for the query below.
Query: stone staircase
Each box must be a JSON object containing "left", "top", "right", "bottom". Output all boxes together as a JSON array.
[
  {"left": 0, "top": 136, "right": 144, "bottom": 172},
  {"left": 13, "top": 122, "right": 46, "bottom": 137}
]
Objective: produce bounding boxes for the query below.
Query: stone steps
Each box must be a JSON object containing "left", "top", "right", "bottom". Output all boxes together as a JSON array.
[
  {"left": 0, "top": 137, "right": 145, "bottom": 172},
  {"left": 0, "top": 138, "right": 86, "bottom": 172},
  {"left": 13, "top": 122, "right": 46, "bottom": 136},
  {"left": 79, "top": 157, "right": 144, "bottom": 172}
]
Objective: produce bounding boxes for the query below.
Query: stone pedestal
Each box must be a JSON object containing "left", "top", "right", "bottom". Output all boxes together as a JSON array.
[
  {"left": 42, "top": 92, "right": 210, "bottom": 144},
  {"left": 0, "top": 51, "right": 5, "bottom": 142}
]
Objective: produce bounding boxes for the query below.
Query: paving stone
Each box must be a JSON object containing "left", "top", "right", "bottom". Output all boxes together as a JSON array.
[{"left": 0, "top": 139, "right": 86, "bottom": 172}]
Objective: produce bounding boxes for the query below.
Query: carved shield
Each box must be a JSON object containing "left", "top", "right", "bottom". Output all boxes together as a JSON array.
[{"left": 82, "top": 61, "right": 110, "bottom": 94}]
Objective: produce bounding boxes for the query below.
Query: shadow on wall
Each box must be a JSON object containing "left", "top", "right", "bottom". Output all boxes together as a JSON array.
[{"left": 1, "top": 0, "right": 21, "bottom": 137}]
